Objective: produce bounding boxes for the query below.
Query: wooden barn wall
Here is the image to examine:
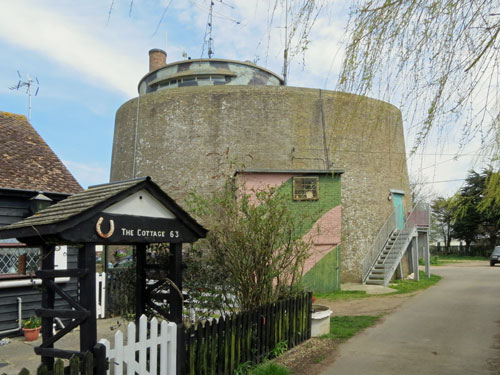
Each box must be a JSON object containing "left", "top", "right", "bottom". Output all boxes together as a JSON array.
[
  {"left": 0, "top": 247, "right": 79, "bottom": 336},
  {"left": 0, "top": 196, "right": 31, "bottom": 227}
]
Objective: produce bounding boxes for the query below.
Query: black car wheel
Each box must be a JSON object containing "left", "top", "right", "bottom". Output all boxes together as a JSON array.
[{"left": 490, "top": 261, "right": 495, "bottom": 267}]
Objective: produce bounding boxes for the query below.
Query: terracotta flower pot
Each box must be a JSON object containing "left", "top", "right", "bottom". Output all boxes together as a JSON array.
[{"left": 22, "top": 326, "right": 41, "bottom": 341}]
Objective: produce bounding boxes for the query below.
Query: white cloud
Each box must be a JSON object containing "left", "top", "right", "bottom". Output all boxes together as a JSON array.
[
  {"left": 0, "top": 1, "right": 144, "bottom": 97},
  {"left": 63, "top": 160, "right": 109, "bottom": 189}
]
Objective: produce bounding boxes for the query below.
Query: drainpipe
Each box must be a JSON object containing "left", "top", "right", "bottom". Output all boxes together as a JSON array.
[{"left": 0, "top": 297, "right": 22, "bottom": 336}]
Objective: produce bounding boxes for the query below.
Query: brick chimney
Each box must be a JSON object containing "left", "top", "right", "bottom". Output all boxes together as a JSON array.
[{"left": 149, "top": 49, "right": 167, "bottom": 72}]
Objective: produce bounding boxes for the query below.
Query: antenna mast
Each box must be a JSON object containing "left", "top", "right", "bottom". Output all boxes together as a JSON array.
[
  {"left": 201, "top": 0, "right": 239, "bottom": 59},
  {"left": 9, "top": 71, "right": 39, "bottom": 121},
  {"left": 207, "top": 1, "right": 215, "bottom": 58},
  {"left": 283, "top": 0, "right": 288, "bottom": 85}
]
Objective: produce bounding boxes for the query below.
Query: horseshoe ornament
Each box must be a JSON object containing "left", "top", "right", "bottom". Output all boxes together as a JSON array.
[{"left": 96, "top": 217, "right": 115, "bottom": 239}]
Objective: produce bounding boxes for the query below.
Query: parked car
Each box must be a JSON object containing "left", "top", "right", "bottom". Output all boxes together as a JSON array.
[{"left": 490, "top": 246, "right": 500, "bottom": 266}]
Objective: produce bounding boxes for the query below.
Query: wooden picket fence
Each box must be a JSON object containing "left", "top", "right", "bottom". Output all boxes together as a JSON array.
[
  {"left": 99, "top": 315, "right": 177, "bottom": 375},
  {"left": 106, "top": 269, "right": 134, "bottom": 317},
  {"left": 14, "top": 352, "right": 98, "bottom": 375},
  {"left": 15, "top": 293, "right": 312, "bottom": 375},
  {"left": 183, "top": 292, "right": 312, "bottom": 375}
]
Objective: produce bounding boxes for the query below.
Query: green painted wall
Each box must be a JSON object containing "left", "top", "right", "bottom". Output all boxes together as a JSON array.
[
  {"left": 275, "top": 174, "right": 341, "bottom": 238},
  {"left": 274, "top": 174, "right": 342, "bottom": 292},
  {"left": 302, "top": 245, "right": 341, "bottom": 293}
]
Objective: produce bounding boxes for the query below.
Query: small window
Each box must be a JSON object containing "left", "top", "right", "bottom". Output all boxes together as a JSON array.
[
  {"left": 293, "top": 176, "right": 319, "bottom": 201},
  {"left": 0, "top": 247, "right": 40, "bottom": 276}
]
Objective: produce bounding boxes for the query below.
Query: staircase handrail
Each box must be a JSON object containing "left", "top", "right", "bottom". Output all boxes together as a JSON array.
[
  {"left": 382, "top": 204, "right": 420, "bottom": 286},
  {"left": 361, "top": 210, "right": 396, "bottom": 283}
]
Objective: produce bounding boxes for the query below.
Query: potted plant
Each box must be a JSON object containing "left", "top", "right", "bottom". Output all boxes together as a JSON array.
[{"left": 21, "top": 316, "right": 41, "bottom": 341}]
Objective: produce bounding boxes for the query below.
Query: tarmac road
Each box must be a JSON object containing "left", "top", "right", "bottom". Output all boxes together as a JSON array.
[{"left": 321, "top": 262, "right": 500, "bottom": 375}]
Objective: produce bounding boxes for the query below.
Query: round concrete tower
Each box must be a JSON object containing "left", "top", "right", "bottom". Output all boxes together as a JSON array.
[{"left": 110, "top": 50, "right": 411, "bottom": 283}]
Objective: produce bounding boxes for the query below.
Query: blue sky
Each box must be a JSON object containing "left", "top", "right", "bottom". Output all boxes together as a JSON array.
[{"left": 0, "top": 0, "right": 487, "bottom": 197}]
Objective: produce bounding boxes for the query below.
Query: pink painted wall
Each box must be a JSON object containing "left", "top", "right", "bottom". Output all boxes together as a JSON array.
[
  {"left": 236, "top": 172, "right": 296, "bottom": 205},
  {"left": 236, "top": 172, "right": 342, "bottom": 276},
  {"left": 303, "top": 205, "right": 341, "bottom": 274}
]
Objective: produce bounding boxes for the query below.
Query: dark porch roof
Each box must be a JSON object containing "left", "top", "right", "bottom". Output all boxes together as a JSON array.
[{"left": 0, "top": 177, "right": 207, "bottom": 245}]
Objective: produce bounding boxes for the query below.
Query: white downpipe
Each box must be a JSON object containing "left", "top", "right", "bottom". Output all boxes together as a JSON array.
[
  {"left": 0, "top": 277, "right": 69, "bottom": 289},
  {"left": 0, "top": 297, "right": 22, "bottom": 335}
]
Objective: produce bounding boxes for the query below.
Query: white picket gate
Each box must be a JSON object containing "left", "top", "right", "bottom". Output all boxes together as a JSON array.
[
  {"left": 99, "top": 314, "right": 177, "bottom": 375},
  {"left": 96, "top": 272, "right": 106, "bottom": 318}
]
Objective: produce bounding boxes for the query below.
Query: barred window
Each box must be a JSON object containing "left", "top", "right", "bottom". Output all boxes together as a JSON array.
[
  {"left": 293, "top": 176, "right": 319, "bottom": 201},
  {"left": 0, "top": 247, "right": 40, "bottom": 275}
]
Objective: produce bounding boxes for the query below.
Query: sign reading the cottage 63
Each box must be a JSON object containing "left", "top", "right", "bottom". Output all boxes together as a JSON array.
[{"left": 60, "top": 213, "right": 193, "bottom": 244}]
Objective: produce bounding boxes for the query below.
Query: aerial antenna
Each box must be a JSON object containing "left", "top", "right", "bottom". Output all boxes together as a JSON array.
[
  {"left": 9, "top": 71, "right": 39, "bottom": 121},
  {"left": 201, "top": 1, "right": 216, "bottom": 58},
  {"left": 283, "top": 0, "right": 289, "bottom": 85},
  {"left": 201, "top": 0, "right": 240, "bottom": 58},
  {"left": 207, "top": 1, "right": 215, "bottom": 58}
]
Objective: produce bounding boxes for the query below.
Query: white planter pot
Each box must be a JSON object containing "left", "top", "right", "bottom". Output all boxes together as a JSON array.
[{"left": 311, "top": 304, "right": 332, "bottom": 337}]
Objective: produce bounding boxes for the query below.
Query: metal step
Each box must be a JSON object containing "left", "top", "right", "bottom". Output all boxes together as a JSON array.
[{"left": 366, "top": 279, "right": 384, "bottom": 285}]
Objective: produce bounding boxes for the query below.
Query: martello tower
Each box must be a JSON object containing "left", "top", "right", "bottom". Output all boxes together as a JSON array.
[{"left": 110, "top": 49, "right": 411, "bottom": 283}]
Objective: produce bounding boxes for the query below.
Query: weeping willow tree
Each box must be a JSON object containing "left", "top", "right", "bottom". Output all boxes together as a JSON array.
[
  {"left": 338, "top": 0, "right": 500, "bottom": 160},
  {"left": 254, "top": 0, "right": 327, "bottom": 83}
]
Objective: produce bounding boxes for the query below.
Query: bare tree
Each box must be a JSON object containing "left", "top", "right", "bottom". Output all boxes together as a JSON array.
[{"left": 409, "top": 172, "right": 437, "bottom": 203}]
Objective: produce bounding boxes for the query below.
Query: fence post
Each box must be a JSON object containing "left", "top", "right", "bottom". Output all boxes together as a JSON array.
[
  {"left": 84, "top": 352, "right": 93, "bottom": 375},
  {"left": 307, "top": 291, "right": 312, "bottom": 339},
  {"left": 216, "top": 316, "right": 225, "bottom": 375},
  {"left": 35, "top": 364, "right": 48, "bottom": 375},
  {"left": 177, "top": 323, "right": 186, "bottom": 375},
  {"left": 69, "top": 356, "right": 79, "bottom": 375},
  {"left": 93, "top": 342, "right": 107, "bottom": 375},
  {"left": 53, "top": 358, "right": 64, "bottom": 375}
]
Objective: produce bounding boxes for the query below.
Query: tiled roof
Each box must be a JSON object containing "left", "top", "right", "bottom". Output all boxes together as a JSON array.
[
  {"left": 2, "top": 178, "right": 144, "bottom": 230},
  {"left": 0, "top": 111, "right": 82, "bottom": 194}
]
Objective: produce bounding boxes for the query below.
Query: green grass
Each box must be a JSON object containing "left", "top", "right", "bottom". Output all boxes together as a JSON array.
[
  {"left": 420, "top": 255, "right": 487, "bottom": 266},
  {"left": 316, "top": 271, "right": 441, "bottom": 300},
  {"left": 389, "top": 271, "right": 441, "bottom": 293},
  {"left": 249, "top": 362, "right": 290, "bottom": 375},
  {"left": 321, "top": 315, "right": 381, "bottom": 340},
  {"left": 312, "top": 354, "right": 326, "bottom": 363}
]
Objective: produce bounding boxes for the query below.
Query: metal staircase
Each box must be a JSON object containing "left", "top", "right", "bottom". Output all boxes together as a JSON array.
[
  {"left": 365, "top": 230, "right": 399, "bottom": 285},
  {"left": 365, "top": 226, "right": 416, "bottom": 285},
  {"left": 362, "top": 205, "right": 420, "bottom": 286}
]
